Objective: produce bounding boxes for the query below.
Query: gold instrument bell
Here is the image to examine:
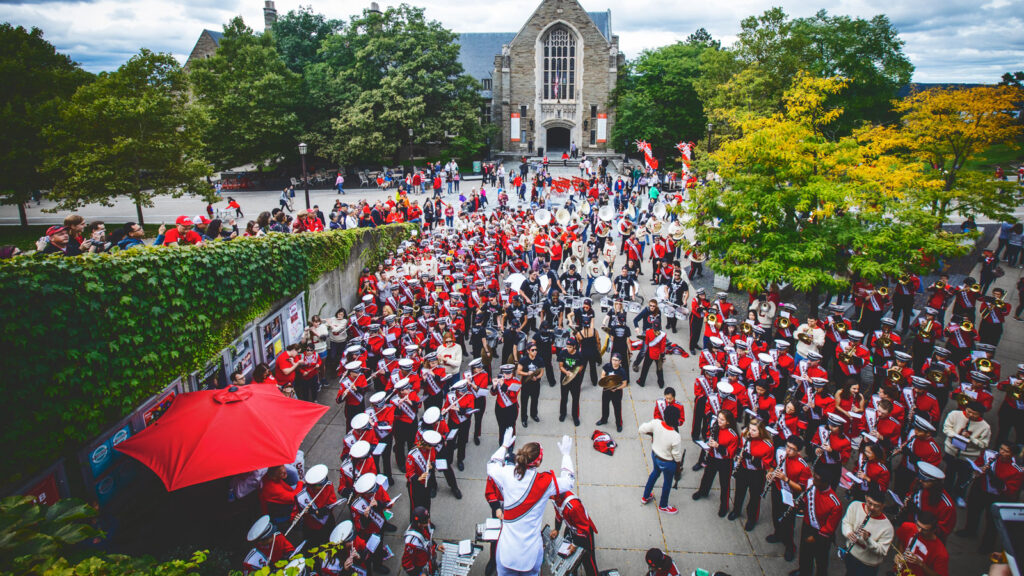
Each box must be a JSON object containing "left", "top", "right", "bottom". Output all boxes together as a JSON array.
[
  {"left": 877, "top": 286, "right": 890, "bottom": 297},
  {"left": 977, "top": 358, "right": 994, "bottom": 373},
  {"left": 707, "top": 313, "right": 718, "bottom": 326},
  {"left": 961, "top": 320, "right": 974, "bottom": 332},
  {"left": 956, "top": 392, "right": 970, "bottom": 408},
  {"left": 934, "top": 280, "right": 946, "bottom": 290},
  {"left": 969, "top": 283, "right": 982, "bottom": 293},
  {"left": 777, "top": 317, "right": 791, "bottom": 329},
  {"left": 878, "top": 335, "right": 893, "bottom": 349},
  {"left": 741, "top": 321, "right": 754, "bottom": 335},
  {"left": 887, "top": 367, "right": 905, "bottom": 384},
  {"left": 927, "top": 368, "right": 945, "bottom": 384},
  {"left": 898, "top": 274, "right": 911, "bottom": 284},
  {"left": 798, "top": 331, "right": 813, "bottom": 344}
]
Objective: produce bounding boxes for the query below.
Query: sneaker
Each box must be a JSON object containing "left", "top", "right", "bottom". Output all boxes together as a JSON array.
[
  {"left": 641, "top": 494, "right": 654, "bottom": 505},
  {"left": 658, "top": 505, "right": 678, "bottom": 514}
]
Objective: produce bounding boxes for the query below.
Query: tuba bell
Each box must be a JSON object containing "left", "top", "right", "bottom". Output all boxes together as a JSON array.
[
  {"left": 598, "top": 205, "right": 615, "bottom": 222},
  {"left": 777, "top": 317, "right": 791, "bottom": 330},
  {"left": 580, "top": 202, "right": 592, "bottom": 216},
  {"left": 555, "top": 208, "right": 570, "bottom": 226},
  {"left": 535, "top": 209, "right": 552, "bottom": 227},
  {"left": 653, "top": 202, "right": 667, "bottom": 220},
  {"left": 887, "top": 367, "right": 905, "bottom": 384}
]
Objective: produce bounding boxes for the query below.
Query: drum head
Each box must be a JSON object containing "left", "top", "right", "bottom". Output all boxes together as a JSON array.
[
  {"left": 656, "top": 285, "right": 670, "bottom": 301},
  {"left": 600, "top": 297, "right": 611, "bottom": 313},
  {"left": 628, "top": 301, "right": 642, "bottom": 314},
  {"left": 506, "top": 273, "right": 526, "bottom": 292},
  {"left": 664, "top": 306, "right": 675, "bottom": 319},
  {"left": 539, "top": 276, "right": 551, "bottom": 293},
  {"left": 594, "top": 276, "right": 612, "bottom": 294},
  {"left": 572, "top": 296, "right": 583, "bottom": 309}
]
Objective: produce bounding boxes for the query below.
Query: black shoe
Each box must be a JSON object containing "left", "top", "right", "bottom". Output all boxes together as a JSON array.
[
  {"left": 549, "top": 382, "right": 556, "bottom": 387},
  {"left": 616, "top": 424, "right": 623, "bottom": 432},
  {"left": 452, "top": 487, "right": 463, "bottom": 500},
  {"left": 638, "top": 381, "right": 646, "bottom": 387},
  {"left": 784, "top": 547, "right": 796, "bottom": 562},
  {"left": 522, "top": 419, "right": 528, "bottom": 428},
  {"left": 474, "top": 436, "right": 480, "bottom": 446},
  {"left": 691, "top": 462, "right": 704, "bottom": 472},
  {"left": 457, "top": 461, "right": 465, "bottom": 471},
  {"left": 765, "top": 533, "right": 780, "bottom": 543},
  {"left": 383, "top": 522, "right": 398, "bottom": 533},
  {"left": 658, "top": 382, "right": 664, "bottom": 389},
  {"left": 718, "top": 507, "right": 729, "bottom": 518},
  {"left": 728, "top": 510, "right": 740, "bottom": 521},
  {"left": 532, "top": 415, "right": 540, "bottom": 422},
  {"left": 573, "top": 418, "right": 580, "bottom": 427},
  {"left": 430, "top": 485, "right": 437, "bottom": 498},
  {"left": 744, "top": 519, "right": 756, "bottom": 532},
  {"left": 596, "top": 419, "right": 608, "bottom": 426},
  {"left": 692, "top": 491, "right": 704, "bottom": 501},
  {"left": 689, "top": 349, "right": 697, "bottom": 355},
  {"left": 559, "top": 414, "right": 566, "bottom": 422}
]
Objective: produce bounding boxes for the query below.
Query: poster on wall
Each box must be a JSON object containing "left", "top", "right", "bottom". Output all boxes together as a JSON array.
[
  {"left": 132, "top": 379, "right": 183, "bottom": 431},
  {"left": 510, "top": 113, "right": 521, "bottom": 142},
  {"left": 223, "top": 328, "right": 257, "bottom": 382},
  {"left": 260, "top": 313, "right": 284, "bottom": 365},
  {"left": 19, "top": 460, "right": 70, "bottom": 506},
  {"left": 79, "top": 415, "right": 135, "bottom": 509},
  {"left": 193, "top": 357, "right": 226, "bottom": 391},
  {"left": 597, "top": 113, "right": 607, "bottom": 143},
  {"left": 284, "top": 293, "right": 306, "bottom": 347}
]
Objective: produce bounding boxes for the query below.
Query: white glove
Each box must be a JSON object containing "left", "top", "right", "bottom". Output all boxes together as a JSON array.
[
  {"left": 557, "top": 435, "right": 573, "bottom": 455},
  {"left": 502, "top": 428, "right": 516, "bottom": 448}
]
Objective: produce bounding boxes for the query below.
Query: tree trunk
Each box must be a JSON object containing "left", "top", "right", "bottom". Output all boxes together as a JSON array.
[
  {"left": 17, "top": 202, "right": 28, "bottom": 227},
  {"left": 807, "top": 287, "right": 821, "bottom": 318},
  {"left": 135, "top": 199, "right": 145, "bottom": 226}
]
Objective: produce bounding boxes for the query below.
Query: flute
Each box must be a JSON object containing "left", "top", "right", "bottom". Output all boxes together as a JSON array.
[{"left": 837, "top": 513, "right": 871, "bottom": 559}]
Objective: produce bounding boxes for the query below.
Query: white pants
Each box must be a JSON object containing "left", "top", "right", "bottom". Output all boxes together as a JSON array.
[{"left": 496, "top": 545, "right": 543, "bottom": 576}]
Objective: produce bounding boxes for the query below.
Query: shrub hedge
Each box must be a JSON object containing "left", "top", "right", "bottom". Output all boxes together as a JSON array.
[{"left": 0, "top": 224, "right": 413, "bottom": 486}]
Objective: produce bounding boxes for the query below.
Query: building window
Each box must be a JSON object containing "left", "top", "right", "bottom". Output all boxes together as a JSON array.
[
  {"left": 482, "top": 78, "right": 492, "bottom": 91},
  {"left": 590, "top": 130, "right": 596, "bottom": 145},
  {"left": 483, "top": 104, "right": 492, "bottom": 124},
  {"left": 591, "top": 105, "right": 598, "bottom": 118},
  {"left": 520, "top": 105, "right": 528, "bottom": 118},
  {"left": 543, "top": 26, "right": 576, "bottom": 101}
]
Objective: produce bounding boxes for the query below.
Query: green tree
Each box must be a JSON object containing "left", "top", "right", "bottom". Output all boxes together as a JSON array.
[
  {"left": 44, "top": 49, "right": 210, "bottom": 224},
  {"left": 189, "top": 18, "right": 302, "bottom": 170},
  {"left": 272, "top": 6, "right": 342, "bottom": 74},
  {"left": 697, "top": 8, "right": 913, "bottom": 139},
  {"left": 0, "top": 25, "right": 91, "bottom": 226},
  {"left": 306, "top": 3, "right": 484, "bottom": 165},
  {"left": 1000, "top": 71, "right": 1024, "bottom": 88},
  {"left": 612, "top": 36, "right": 715, "bottom": 161},
  {"left": 689, "top": 75, "right": 964, "bottom": 302},
  {"left": 0, "top": 495, "right": 206, "bottom": 576}
]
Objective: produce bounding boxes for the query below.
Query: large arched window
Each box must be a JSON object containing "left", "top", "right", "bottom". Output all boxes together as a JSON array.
[{"left": 543, "top": 26, "right": 576, "bottom": 101}]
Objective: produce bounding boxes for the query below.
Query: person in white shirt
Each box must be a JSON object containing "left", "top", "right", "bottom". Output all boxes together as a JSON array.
[
  {"left": 487, "top": 430, "right": 575, "bottom": 576},
  {"left": 794, "top": 316, "right": 826, "bottom": 361},
  {"left": 436, "top": 332, "right": 463, "bottom": 377},
  {"left": 839, "top": 488, "right": 894, "bottom": 575},
  {"left": 638, "top": 405, "right": 684, "bottom": 514}
]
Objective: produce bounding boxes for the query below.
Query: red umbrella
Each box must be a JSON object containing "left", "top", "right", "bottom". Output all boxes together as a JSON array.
[{"left": 116, "top": 385, "right": 328, "bottom": 491}]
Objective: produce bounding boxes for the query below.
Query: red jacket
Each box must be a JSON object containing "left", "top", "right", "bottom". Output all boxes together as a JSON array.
[{"left": 803, "top": 485, "right": 843, "bottom": 537}]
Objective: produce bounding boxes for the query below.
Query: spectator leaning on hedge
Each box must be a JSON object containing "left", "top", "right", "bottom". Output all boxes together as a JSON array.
[{"left": 163, "top": 216, "right": 204, "bottom": 246}]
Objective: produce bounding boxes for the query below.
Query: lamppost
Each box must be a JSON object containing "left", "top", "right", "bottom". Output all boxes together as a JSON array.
[
  {"left": 298, "top": 142, "right": 310, "bottom": 210},
  {"left": 408, "top": 128, "right": 414, "bottom": 173},
  {"left": 706, "top": 122, "right": 714, "bottom": 155}
]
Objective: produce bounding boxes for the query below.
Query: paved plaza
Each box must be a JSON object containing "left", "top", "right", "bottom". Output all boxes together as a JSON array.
[{"left": 4, "top": 169, "right": 1017, "bottom": 575}]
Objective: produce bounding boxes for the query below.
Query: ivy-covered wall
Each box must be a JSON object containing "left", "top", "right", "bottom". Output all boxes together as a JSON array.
[{"left": 0, "top": 225, "right": 413, "bottom": 487}]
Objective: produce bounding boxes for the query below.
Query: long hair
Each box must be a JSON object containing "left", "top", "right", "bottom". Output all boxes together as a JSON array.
[
  {"left": 742, "top": 416, "right": 768, "bottom": 441},
  {"left": 514, "top": 442, "right": 541, "bottom": 480}
]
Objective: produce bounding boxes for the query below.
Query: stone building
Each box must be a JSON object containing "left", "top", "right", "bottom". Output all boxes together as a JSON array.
[
  {"left": 184, "top": 1, "right": 277, "bottom": 70},
  {"left": 459, "top": 0, "right": 624, "bottom": 157}
]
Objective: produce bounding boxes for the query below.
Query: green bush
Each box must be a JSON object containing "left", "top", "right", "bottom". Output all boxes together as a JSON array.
[{"left": 0, "top": 225, "right": 412, "bottom": 486}]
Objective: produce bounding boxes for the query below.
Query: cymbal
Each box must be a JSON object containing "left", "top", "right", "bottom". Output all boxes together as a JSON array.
[{"left": 598, "top": 374, "right": 624, "bottom": 389}]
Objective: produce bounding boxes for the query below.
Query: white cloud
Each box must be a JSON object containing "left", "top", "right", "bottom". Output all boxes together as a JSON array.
[{"left": 1, "top": 0, "right": 1020, "bottom": 83}]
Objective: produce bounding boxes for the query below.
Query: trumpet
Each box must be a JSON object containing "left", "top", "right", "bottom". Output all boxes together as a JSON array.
[
  {"left": 977, "top": 358, "right": 993, "bottom": 373},
  {"left": 741, "top": 321, "right": 754, "bottom": 335},
  {"left": 898, "top": 274, "right": 911, "bottom": 285},
  {"left": 836, "top": 322, "right": 848, "bottom": 334},
  {"left": 887, "top": 367, "right": 905, "bottom": 385},
  {"left": 961, "top": 319, "right": 974, "bottom": 332},
  {"left": 919, "top": 319, "right": 934, "bottom": 337},
  {"left": 877, "top": 286, "right": 890, "bottom": 297},
  {"left": 933, "top": 280, "right": 946, "bottom": 290},
  {"left": 777, "top": 316, "right": 791, "bottom": 330},
  {"left": 1009, "top": 378, "right": 1024, "bottom": 401},
  {"left": 926, "top": 368, "right": 945, "bottom": 384},
  {"left": 969, "top": 283, "right": 981, "bottom": 293},
  {"left": 707, "top": 313, "right": 719, "bottom": 326}
]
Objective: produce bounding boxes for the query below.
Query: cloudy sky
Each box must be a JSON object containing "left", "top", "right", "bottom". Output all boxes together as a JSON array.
[{"left": 1, "top": 0, "right": 1021, "bottom": 83}]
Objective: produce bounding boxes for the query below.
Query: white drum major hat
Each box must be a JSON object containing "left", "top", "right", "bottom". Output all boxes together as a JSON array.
[
  {"left": 304, "top": 464, "right": 329, "bottom": 485},
  {"left": 247, "top": 514, "right": 274, "bottom": 542}
]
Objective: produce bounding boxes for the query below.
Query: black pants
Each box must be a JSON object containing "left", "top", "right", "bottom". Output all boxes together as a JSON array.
[
  {"left": 979, "top": 322, "right": 1003, "bottom": 347},
  {"left": 474, "top": 397, "right": 487, "bottom": 440},
  {"left": 997, "top": 404, "right": 1024, "bottom": 443},
  {"left": 409, "top": 477, "right": 431, "bottom": 513},
  {"left": 434, "top": 442, "right": 459, "bottom": 491},
  {"left": 943, "top": 453, "right": 971, "bottom": 499},
  {"left": 560, "top": 377, "right": 583, "bottom": 420},
  {"left": 521, "top": 380, "right": 540, "bottom": 422},
  {"left": 455, "top": 420, "right": 471, "bottom": 464},
  {"left": 377, "top": 437, "right": 394, "bottom": 479},
  {"left": 892, "top": 295, "right": 914, "bottom": 332},
  {"left": 859, "top": 309, "right": 882, "bottom": 334},
  {"left": 296, "top": 374, "right": 319, "bottom": 402},
  {"left": 565, "top": 529, "right": 598, "bottom": 576},
  {"left": 797, "top": 522, "right": 832, "bottom": 576},
  {"left": 771, "top": 486, "right": 797, "bottom": 552},
  {"left": 495, "top": 404, "right": 518, "bottom": 446},
  {"left": 423, "top": 392, "right": 443, "bottom": 412},
  {"left": 691, "top": 397, "right": 708, "bottom": 442},
  {"left": 893, "top": 465, "right": 917, "bottom": 499},
  {"left": 689, "top": 317, "right": 703, "bottom": 352},
  {"left": 965, "top": 483, "right": 1007, "bottom": 551},
  {"left": 393, "top": 420, "right": 416, "bottom": 472},
  {"left": 601, "top": 389, "right": 623, "bottom": 426},
  {"left": 581, "top": 353, "right": 600, "bottom": 386},
  {"left": 344, "top": 402, "right": 365, "bottom": 428},
  {"left": 733, "top": 467, "right": 766, "bottom": 523},
  {"left": 539, "top": 353, "right": 558, "bottom": 386},
  {"left": 697, "top": 457, "right": 733, "bottom": 512},
  {"left": 911, "top": 340, "right": 934, "bottom": 372},
  {"left": 638, "top": 356, "right": 664, "bottom": 387}
]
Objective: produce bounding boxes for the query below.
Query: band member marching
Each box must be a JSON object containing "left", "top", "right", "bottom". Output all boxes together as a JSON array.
[
  {"left": 405, "top": 430, "right": 441, "bottom": 513},
  {"left": 693, "top": 409, "right": 739, "bottom": 517},
  {"left": 730, "top": 416, "right": 775, "bottom": 531},
  {"left": 243, "top": 515, "right": 295, "bottom": 574},
  {"left": 550, "top": 491, "right": 600, "bottom": 576},
  {"left": 401, "top": 506, "right": 437, "bottom": 576},
  {"left": 492, "top": 364, "right": 521, "bottom": 444}
]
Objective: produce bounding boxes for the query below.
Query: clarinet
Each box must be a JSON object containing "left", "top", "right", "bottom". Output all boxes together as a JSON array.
[
  {"left": 777, "top": 451, "right": 824, "bottom": 522},
  {"left": 707, "top": 420, "right": 720, "bottom": 458},
  {"left": 837, "top": 512, "right": 871, "bottom": 559}
]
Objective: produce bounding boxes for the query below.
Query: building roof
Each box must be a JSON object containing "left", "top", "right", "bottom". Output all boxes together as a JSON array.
[
  {"left": 456, "top": 32, "right": 515, "bottom": 98},
  {"left": 204, "top": 29, "right": 224, "bottom": 45},
  {"left": 586, "top": 10, "right": 611, "bottom": 41}
]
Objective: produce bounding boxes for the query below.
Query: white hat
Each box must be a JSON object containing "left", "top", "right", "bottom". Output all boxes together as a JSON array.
[
  {"left": 917, "top": 462, "right": 945, "bottom": 481},
  {"left": 422, "top": 406, "right": 441, "bottom": 425},
  {"left": 369, "top": 391, "right": 387, "bottom": 404},
  {"left": 345, "top": 360, "right": 362, "bottom": 372},
  {"left": 422, "top": 430, "right": 443, "bottom": 446},
  {"left": 350, "top": 440, "right": 371, "bottom": 459},
  {"left": 717, "top": 381, "right": 734, "bottom": 395},
  {"left": 382, "top": 347, "right": 397, "bottom": 357},
  {"left": 393, "top": 377, "right": 410, "bottom": 391},
  {"left": 247, "top": 515, "right": 274, "bottom": 542},
  {"left": 354, "top": 473, "right": 378, "bottom": 494},
  {"left": 304, "top": 464, "right": 329, "bottom": 485},
  {"left": 329, "top": 520, "right": 354, "bottom": 544},
  {"left": 709, "top": 336, "right": 724, "bottom": 347},
  {"left": 757, "top": 352, "right": 774, "bottom": 364},
  {"left": 398, "top": 358, "right": 414, "bottom": 370},
  {"left": 351, "top": 412, "right": 371, "bottom": 430},
  {"left": 450, "top": 379, "right": 468, "bottom": 391},
  {"left": 345, "top": 345, "right": 362, "bottom": 356},
  {"left": 846, "top": 329, "right": 864, "bottom": 340}
]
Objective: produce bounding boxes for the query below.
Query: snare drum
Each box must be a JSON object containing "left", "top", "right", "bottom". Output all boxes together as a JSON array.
[
  {"left": 572, "top": 296, "right": 583, "bottom": 310},
  {"left": 664, "top": 305, "right": 675, "bottom": 319},
  {"left": 628, "top": 301, "right": 642, "bottom": 314},
  {"left": 600, "top": 297, "right": 612, "bottom": 314}
]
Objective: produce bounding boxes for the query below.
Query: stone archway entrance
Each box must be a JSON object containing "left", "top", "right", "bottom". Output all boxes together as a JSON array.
[{"left": 546, "top": 126, "right": 571, "bottom": 152}]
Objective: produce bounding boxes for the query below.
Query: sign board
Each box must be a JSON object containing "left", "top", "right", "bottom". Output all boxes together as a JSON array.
[
  {"left": 223, "top": 327, "right": 257, "bottom": 382},
  {"left": 510, "top": 113, "right": 521, "bottom": 142},
  {"left": 79, "top": 415, "right": 134, "bottom": 506},
  {"left": 597, "top": 114, "right": 607, "bottom": 143},
  {"left": 192, "top": 356, "right": 227, "bottom": 391},
  {"left": 132, "top": 378, "right": 183, "bottom": 432},
  {"left": 473, "top": 161, "right": 482, "bottom": 174},
  {"left": 284, "top": 293, "right": 306, "bottom": 347},
  {"left": 259, "top": 312, "right": 285, "bottom": 366},
  {"left": 17, "top": 460, "right": 70, "bottom": 506}
]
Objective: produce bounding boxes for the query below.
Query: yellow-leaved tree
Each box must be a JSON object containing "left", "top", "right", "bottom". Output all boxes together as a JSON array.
[{"left": 856, "top": 85, "right": 1023, "bottom": 221}]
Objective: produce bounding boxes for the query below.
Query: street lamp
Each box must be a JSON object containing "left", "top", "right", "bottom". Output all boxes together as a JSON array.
[
  {"left": 408, "top": 128, "right": 414, "bottom": 172},
  {"left": 706, "top": 122, "right": 714, "bottom": 154},
  {"left": 298, "top": 142, "right": 310, "bottom": 210}
]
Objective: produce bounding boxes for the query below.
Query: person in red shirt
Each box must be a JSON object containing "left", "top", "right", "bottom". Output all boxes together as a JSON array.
[
  {"left": 243, "top": 515, "right": 295, "bottom": 573},
  {"left": 301, "top": 464, "right": 338, "bottom": 547},
  {"left": 894, "top": 511, "right": 949, "bottom": 576},
  {"left": 654, "top": 387, "right": 686, "bottom": 423},
  {"left": 644, "top": 548, "right": 680, "bottom": 576},
  {"left": 550, "top": 491, "right": 599, "bottom": 576},
  {"left": 259, "top": 465, "right": 303, "bottom": 528},
  {"left": 767, "top": 437, "right": 812, "bottom": 562},
  {"left": 638, "top": 325, "right": 668, "bottom": 388},
  {"left": 792, "top": 463, "right": 843, "bottom": 576},
  {"left": 693, "top": 409, "right": 739, "bottom": 517},
  {"left": 401, "top": 506, "right": 437, "bottom": 576},
  {"left": 163, "top": 215, "right": 204, "bottom": 246},
  {"left": 731, "top": 416, "right": 775, "bottom": 531},
  {"left": 956, "top": 440, "right": 1024, "bottom": 551},
  {"left": 273, "top": 344, "right": 302, "bottom": 388}
]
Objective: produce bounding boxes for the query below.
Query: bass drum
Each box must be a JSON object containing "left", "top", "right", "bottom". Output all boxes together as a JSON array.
[
  {"left": 572, "top": 296, "right": 584, "bottom": 310},
  {"left": 506, "top": 273, "right": 526, "bottom": 292},
  {"left": 655, "top": 285, "right": 670, "bottom": 301},
  {"left": 554, "top": 329, "right": 570, "bottom": 349},
  {"left": 664, "top": 305, "right": 675, "bottom": 319},
  {"left": 593, "top": 275, "right": 613, "bottom": 294}
]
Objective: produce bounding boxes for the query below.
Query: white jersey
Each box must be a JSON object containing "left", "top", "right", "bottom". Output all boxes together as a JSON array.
[{"left": 486, "top": 446, "right": 575, "bottom": 573}]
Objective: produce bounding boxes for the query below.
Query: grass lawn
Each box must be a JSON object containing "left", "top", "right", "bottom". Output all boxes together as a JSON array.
[
  {"left": 963, "top": 141, "right": 1024, "bottom": 173},
  {"left": 0, "top": 223, "right": 163, "bottom": 252}
]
